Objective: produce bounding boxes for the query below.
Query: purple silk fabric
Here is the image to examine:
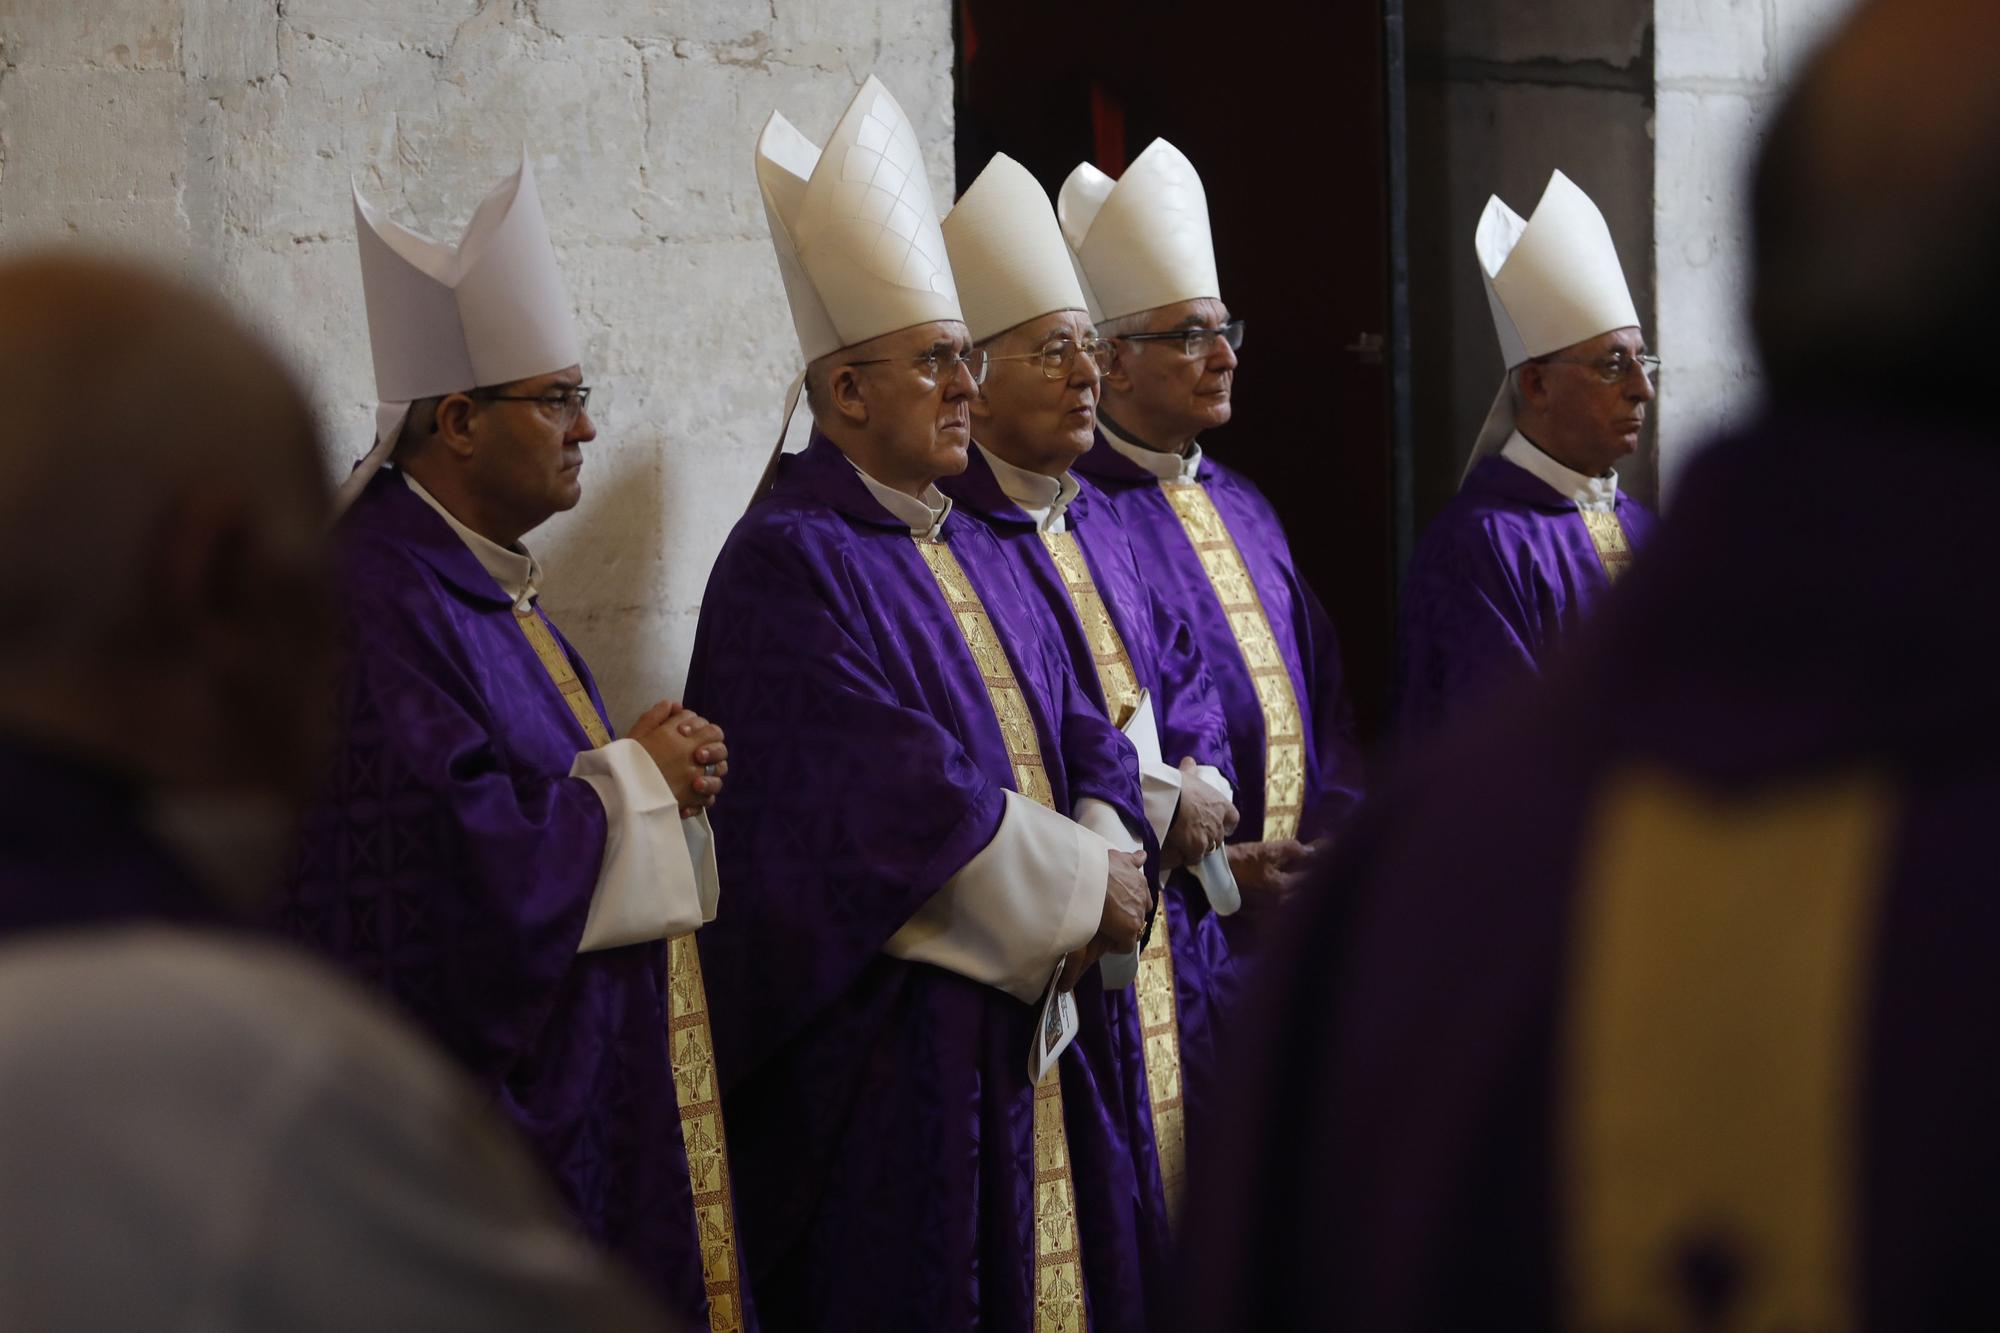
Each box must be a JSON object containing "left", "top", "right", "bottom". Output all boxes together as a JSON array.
[
  {"left": 277, "top": 468, "right": 716, "bottom": 1324},
  {"left": 1073, "top": 433, "right": 1365, "bottom": 844},
  {"left": 685, "top": 434, "right": 1156, "bottom": 1331},
  {"left": 0, "top": 739, "right": 223, "bottom": 938},
  {"left": 1175, "top": 408, "right": 2000, "bottom": 1330},
  {"left": 940, "top": 447, "right": 1246, "bottom": 1143},
  {"left": 1396, "top": 453, "right": 1658, "bottom": 741}
]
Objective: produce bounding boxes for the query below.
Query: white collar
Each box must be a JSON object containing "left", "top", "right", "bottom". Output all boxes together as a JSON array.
[
  {"left": 400, "top": 471, "right": 544, "bottom": 610},
  {"left": 850, "top": 462, "right": 953, "bottom": 540},
  {"left": 975, "top": 442, "right": 1079, "bottom": 534},
  {"left": 1100, "top": 417, "right": 1203, "bottom": 484},
  {"left": 1499, "top": 431, "right": 1620, "bottom": 513}
]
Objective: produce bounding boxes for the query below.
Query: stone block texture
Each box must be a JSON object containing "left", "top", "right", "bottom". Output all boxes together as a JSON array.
[
  {"left": 0, "top": 0, "right": 955, "bottom": 718},
  {"left": 1652, "top": 0, "right": 1854, "bottom": 498}
]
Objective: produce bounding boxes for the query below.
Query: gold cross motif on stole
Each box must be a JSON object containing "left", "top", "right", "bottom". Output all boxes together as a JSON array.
[
  {"left": 1579, "top": 509, "right": 1635, "bottom": 583},
  {"left": 1158, "top": 483, "right": 1307, "bottom": 841},
  {"left": 913, "top": 537, "right": 1089, "bottom": 1333},
  {"left": 1040, "top": 528, "right": 1189, "bottom": 1224},
  {"left": 512, "top": 606, "right": 745, "bottom": 1333}
]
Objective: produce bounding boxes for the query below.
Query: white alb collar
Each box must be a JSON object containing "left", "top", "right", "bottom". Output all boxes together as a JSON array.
[
  {"left": 850, "top": 462, "right": 952, "bottom": 540},
  {"left": 1100, "top": 417, "right": 1202, "bottom": 484},
  {"left": 400, "top": 471, "right": 544, "bottom": 610},
  {"left": 976, "top": 442, "right": 1079, "bottom": 534},
  {"left": 1500, "top": 431, "right": 1620, "bottom": 513}
]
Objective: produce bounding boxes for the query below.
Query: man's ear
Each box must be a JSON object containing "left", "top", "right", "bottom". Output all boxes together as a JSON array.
[
  {"left": 1102, "top": 342, "right": 1139, "bottom": 393},
  {"left": 829, "top": 366, "right": 870, "bottom": 427},
  {"left": 1515, "top": 362, "right": 1548, "bottom": 410},
  {"left": 433, "top": 392, "right": 478, "bottom": 459}
]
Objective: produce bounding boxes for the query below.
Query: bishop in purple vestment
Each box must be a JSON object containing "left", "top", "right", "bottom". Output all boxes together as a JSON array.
[
  {"left": 1060, "top": 139, "right": 1366, "bottom": 912},
  {"left": 938, "top": 152, "right": 1249, "bottom": 1255},
  {"left": 698, "top": 77, "right": 1162, "bottom": 1331},
  {"left": 1176, "top": 7, "right": 2000, "bottom": 1320},
  {"left": 1397, "top": 163, "right": 1659, "bottom": 741},
  {"left": 277, "top": 160, "right": 743, "bottom": 1328}
]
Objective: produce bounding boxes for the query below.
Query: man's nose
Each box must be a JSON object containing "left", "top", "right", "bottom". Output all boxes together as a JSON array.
[{"left": 570, "top": 407, "right": 598, "bottom": 443}]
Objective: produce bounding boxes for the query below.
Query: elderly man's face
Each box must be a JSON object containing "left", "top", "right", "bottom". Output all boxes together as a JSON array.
[
  {"left": 850, "top": 320, "right": 979, "bottom": 487},
  {"left": 462, "top": 364, "right": 596, "bottom": 535},
  {"left": 1106, "top": 297, "right": 1237, "bottom": 443},
  {"left": 970, "top": 310, "right": 1103, "bottom": 475},
  {"left": 1520, "top": 327, "right": 1655, "bottom": 477}
]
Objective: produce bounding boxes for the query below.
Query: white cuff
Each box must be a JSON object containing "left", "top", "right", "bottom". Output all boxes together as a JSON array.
[
  {"left": 1074, "top": 795, "right": 1143, "bottom": 854},
  {"left": 1189, "top": 763, "right": 1232, "bottom": 800},
  {"left": 886, "top": 789, "right": 1110, "bottom": 1003},
  {"left": 569, "top": 739, "right": 710, "bottom": 953}
]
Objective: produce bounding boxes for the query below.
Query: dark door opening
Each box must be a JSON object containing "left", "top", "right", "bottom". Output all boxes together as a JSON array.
[{"left": 955, "top": 0, "right": 1411, "bottom": 745}]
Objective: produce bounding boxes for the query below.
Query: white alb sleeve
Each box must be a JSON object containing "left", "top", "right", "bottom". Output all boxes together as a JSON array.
[
  {"left": 886, "top": 789, "right": 1111, "bottom": 1003},
  {"left": 568, "top": 739, "right": 715, "bottom": 953},
  {"left": 1120, "top": 690, "right": 1185, "bottom": 847}
]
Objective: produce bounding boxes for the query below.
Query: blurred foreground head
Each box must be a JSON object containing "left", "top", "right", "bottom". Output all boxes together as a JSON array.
[
  {"left": 0, "top": 254, "right": 333, "bottom": 805},
  {"left": 1752, "top": 0, "right": 2000, "bottom": 423}
]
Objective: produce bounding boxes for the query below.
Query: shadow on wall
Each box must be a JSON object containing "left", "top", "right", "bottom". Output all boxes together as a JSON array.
[{"left": 1402, "top": 0, "right": 1657, "bottom": 523}]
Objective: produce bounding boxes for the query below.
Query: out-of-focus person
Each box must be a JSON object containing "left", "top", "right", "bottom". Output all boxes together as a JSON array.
[
  {"left": 0, "top": 253, "right": 663, "bottom": 1330},
  {"left": 1173, "top": 0, "right": 2000, "bottom": 1327}
]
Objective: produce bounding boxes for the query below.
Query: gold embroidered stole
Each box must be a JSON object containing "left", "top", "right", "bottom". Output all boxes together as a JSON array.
[
  {"left": 1039, "top": 529, "right": 1189, "bottom": 1222},
  {"left": 512, "top": 606, "right": 745, "bottom": 1333},
  {"left": 1579, "top": 509, "right": 1634, "bottom": 583},
  {"left": 1158, "top": 483, "right": 1306, "bottom": 841},
  {"left": 912, "top": 538, "right": 1088, "bottom": 1333},
  {"left": 1563, "top": 769, "right": 1890, "bottom": 1333}
]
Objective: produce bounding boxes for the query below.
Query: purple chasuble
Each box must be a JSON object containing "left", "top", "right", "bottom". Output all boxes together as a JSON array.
[
  {"left": 685, "top": 434, "right": 1153, "bottom": 1332},
  {"left": 1175, "top": 408, "right": 2000, "bottom": 1331},
  {"left": 278, "top": 468, "right": 722, "bottom": 1325},
  {"left": 0, "top": 739, "right": 224, "bottom": 938},
  {"left": 940, "top": 448, "right": 1247, "bottom": 1161},
  {"left": 1073, "top": 432, "right": 1364, "bottom": 845},
  {"left": 1396, "top": 453, "right": 1657, "bottom": 741}
]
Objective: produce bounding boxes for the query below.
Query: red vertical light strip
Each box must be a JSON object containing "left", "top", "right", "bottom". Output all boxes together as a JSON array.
[
  {"left": 959, "top": 0, "right": 980, "bottom": 67},
  {"left": 1090, "top": 82, "right": 1126, "bottom": 174}
]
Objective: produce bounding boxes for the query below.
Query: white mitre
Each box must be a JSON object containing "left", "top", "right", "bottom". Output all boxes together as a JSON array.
[
  {"left": 941, "top": 154, "right": 1087, "bottom": 342},
  {"left": 1057, "top": 138, "right": 1220, "bottom": 324},
  {"left": 1465, "top": 169, "right": 1640, "bottom": 481},
  {"left": 756, "top": 74, "right": 962, "bottom": 363},
  {"left": 342, "top": 151, "right": 581, "bottom": 514}
]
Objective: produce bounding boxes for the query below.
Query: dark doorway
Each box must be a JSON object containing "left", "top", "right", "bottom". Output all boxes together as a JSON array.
[{"left": 955, "top": 0, "right": 1411, "bottom": 745}]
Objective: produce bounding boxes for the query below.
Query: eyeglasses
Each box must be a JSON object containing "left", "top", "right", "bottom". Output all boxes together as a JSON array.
[
  {"left": 1114, "top": 319, "right": 1245, "bottom": 359},
  {"left": 846, "top": 347, "right": 990, "bottom": 389},
  {"left": 471, "top": 384, "right": 594, "bottom": 428},
  {"left": 1538, "top": 352, "right": 1660, "bottom": 385},
  {"left": 984, "top": 337, "right": 1114, "bottom": 381}
]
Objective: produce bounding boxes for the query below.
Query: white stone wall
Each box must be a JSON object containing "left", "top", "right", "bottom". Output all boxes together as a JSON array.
[
  {"left": 0, "top": 0, "right": 953, "bottom": 718},
  {"left": 1652, "top": 0, "right": 1853, "bottom": 496}
]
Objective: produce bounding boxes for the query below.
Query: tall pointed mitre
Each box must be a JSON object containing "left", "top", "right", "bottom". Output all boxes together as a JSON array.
[
  {"left": 1465, "top": 169, "right": 1640, "bottom": 480},
  {"left": 756, "top": 74, "right": 962, "bottom": 363},
  {"left": 1057, "top": 138, "right": 1220, "bottom": 324},
  {"left": 941, "top": 154, "right": 1087, "bottom": 342},
  {"left": 340, "top": 150, "right": 581, "bottom": 514}
]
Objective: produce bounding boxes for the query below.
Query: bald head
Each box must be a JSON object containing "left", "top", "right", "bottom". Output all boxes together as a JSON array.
[
  {"left": 1752, "top": 0, "right": 2000, "bottom": 418},
  {"left": 0, "top": 253, "right": 333, "bottom": 796}
]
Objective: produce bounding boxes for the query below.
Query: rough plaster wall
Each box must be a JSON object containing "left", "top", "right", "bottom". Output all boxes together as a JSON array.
[
  {"left": 1653, "top": 0, "right": 1854, "bottom": 496},
  {"left": 1404, "top": 0, "right": 1657, "bottom": 523},
  {"left": 0, "top": 0, "right": 954, "bottom": 722}
]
